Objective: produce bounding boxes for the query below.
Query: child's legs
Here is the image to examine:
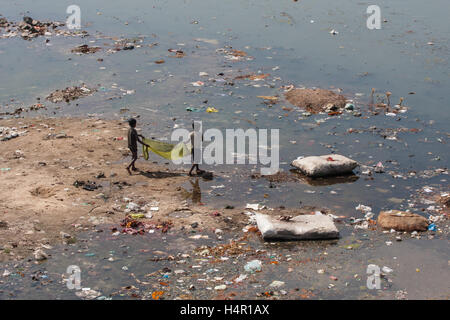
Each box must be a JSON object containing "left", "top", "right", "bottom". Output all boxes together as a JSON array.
[
  {"left": 128, "top": 150, "right": 138, "bottom": 168},
  {"left": 189, "top": 164, "right": 199, "bottom": 175}
]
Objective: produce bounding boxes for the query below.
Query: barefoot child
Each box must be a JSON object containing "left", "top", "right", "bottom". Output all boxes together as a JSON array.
[{"left": 127, "top": 118, "right": 150, "bottom": 174}]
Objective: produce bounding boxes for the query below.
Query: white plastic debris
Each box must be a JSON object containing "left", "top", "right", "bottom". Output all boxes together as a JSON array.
[
  {"left": 382, "top": 266, "right": 393, "bottom": 274},
  {"left": 214, "top": 285, "right": 227, "bottom": 290},
  {"left": 356, "top": 204, "right": 372, "bottom": 213},
  {"left": 291, "top": 154, "right": 358, "bottom": 177},
  {"left": 255, "top": 213, "right": 339, "bottom": 240},
  {"left": 126, "top": 202, "right": 140, "bottom": 211},
  {"left": 246, "top": 203, "right": 262, "bottom": 211},
  {"left": 269, "top": 280, "right": 285, "bottom": 288},
  {"left": 75, "top": 288, "right": 102, "bottom": 300},
  {"left": 234, "top": 274, "right": 248, "bottom": 283},
  {"left": 244, "top": 260, "right": 262, "bottom": 273}
]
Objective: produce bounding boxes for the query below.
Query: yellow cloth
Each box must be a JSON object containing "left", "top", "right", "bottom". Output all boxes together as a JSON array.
[
  {"left": 206, "top": 107, "right": 218, "bottom": 113},
  {"left": 142, "top": 138, "right": 191, "bottom": 160}
]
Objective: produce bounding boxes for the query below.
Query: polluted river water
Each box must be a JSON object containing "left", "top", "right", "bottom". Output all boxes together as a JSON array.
[{"left": 0, "top": 0, "right": 449, "bottom": 299}]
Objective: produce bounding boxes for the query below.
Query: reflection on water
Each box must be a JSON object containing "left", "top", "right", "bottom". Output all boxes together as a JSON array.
[
  {"left": 289, "top": 169, "right": 360, "bottom": 186},
  {"left": 181, "top": 177, "right": 202, "bottom": 204},
  {"left": 189, "top": 178, "right": 202, "bottom": 204}
]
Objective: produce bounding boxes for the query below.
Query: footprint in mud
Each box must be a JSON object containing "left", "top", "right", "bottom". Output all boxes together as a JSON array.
[{"left": 30, "top": 186, "right": 56, "bottom": 198}]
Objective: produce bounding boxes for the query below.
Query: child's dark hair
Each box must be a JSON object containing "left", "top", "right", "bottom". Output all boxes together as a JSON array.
[{"left": 128, "top": 118, "right": 137, "bottom": 127}]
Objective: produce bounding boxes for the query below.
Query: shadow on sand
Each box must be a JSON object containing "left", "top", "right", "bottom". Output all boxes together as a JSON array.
[{"left": 138, "top": 170, "right": 184, "bottom": 179}]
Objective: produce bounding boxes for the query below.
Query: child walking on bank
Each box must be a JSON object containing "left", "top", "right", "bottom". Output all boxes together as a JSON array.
[
  {"left": 126, "top": 118, "right": 150, "bottom": 174},
  {"left": 189, "top": 121, "right": 204, "bottom": 176}
]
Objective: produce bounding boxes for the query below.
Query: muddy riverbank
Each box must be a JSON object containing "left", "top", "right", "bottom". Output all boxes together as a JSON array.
[
  {"left": 0, "top": 116, "right": 448, "bottom": 300},
  {"left": 0, "top": 117, "right": 249, "bottom": 261},
  {"left": 0, "top": 220, "right": 449, "bottom": 300}
]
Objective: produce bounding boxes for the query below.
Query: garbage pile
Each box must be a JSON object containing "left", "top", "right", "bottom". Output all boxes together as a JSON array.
[
  {"left": 117, "top": 216, "right": 172, "bottom": 235},
  {"left": 350, "top": 204, "right": 376, "bottom": 230},
  {"left": 0, "top": 104, "right": 46, "bottom": 116},
  {"left": 0, "top": 16, "right": 87, "bottom": 40},
  {"left": 0, "top": 127, "right": 19, "bottom": 141},
  {"left": 284, "top": 88, "right": 348, "bottom": 114},
  {"left": 46, "top": 85, "right": 97, "bottom": 103},
  {"left": 0, "top": 17, "right": 10, "bottom": 28},
  {"left": 110, "top": 198, "right": 171, "bottom": 235},
  {"left": 106, "top": 37, "right": 145, "bottom": 53},
  {"left": 71, "top": 44, "right": 101, "bottom": 54},
  {"left": 439, "top": 193, "right": 450, "bottom": 207},
  {"left": 73, "top": 180, "right": 101, "bottom": 192},
  {"left": 17, "top": 16, "right": 65, "bottom": 39},
  {"left": 0, "top": 126, "right": 28, "bottom": 141},
  {"left": 194, "top": 237, "right": 254, "bottom": 257}
]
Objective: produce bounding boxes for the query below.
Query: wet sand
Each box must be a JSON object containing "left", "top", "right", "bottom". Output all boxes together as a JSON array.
[
  {"left": 0, "top": 116, "right": 448, "bottom": 300},
  {"left": 0, "top": 117, "right": 249, "bottom": 261}
]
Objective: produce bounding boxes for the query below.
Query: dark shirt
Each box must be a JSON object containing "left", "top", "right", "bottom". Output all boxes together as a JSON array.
[{"left": 128, "top": 128, "right": 138, "bottom": 152}]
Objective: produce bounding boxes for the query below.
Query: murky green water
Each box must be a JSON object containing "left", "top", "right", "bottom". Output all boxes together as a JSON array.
[{"left": 0, "top": 0, "right": 449, "bottom": 299}]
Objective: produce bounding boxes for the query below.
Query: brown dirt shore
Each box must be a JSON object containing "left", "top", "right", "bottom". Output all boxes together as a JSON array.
[{"left": 0, "top": 117, "right": 254, "bottom": 262}]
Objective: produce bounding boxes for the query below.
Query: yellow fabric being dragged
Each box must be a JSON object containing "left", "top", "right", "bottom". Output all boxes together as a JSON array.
[{"left": 142, "top": 138, "right": 191, "bottom": 161}]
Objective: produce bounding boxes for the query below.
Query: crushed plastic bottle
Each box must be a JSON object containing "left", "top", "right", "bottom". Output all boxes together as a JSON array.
[{"left": 244, "top": 260, "right": 262, "bottom": 273}]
